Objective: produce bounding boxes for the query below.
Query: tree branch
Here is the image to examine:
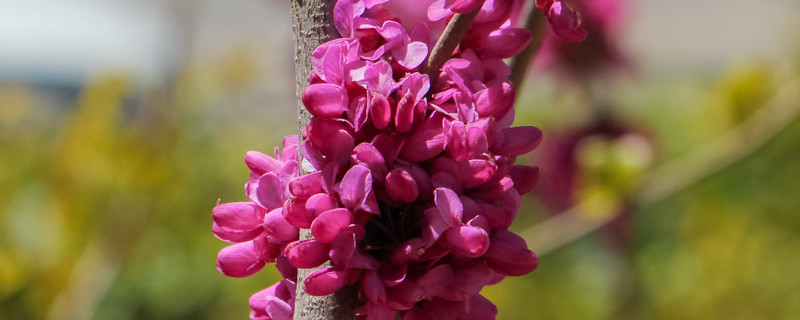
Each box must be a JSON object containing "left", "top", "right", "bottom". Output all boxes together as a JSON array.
[
  {"left": 290, "top": 1, "right": 357, "bottom": 319},
  {"left": 509, "top": 7, "right": 547, "bottom": 88},
  {"left": 421, "top": 9, "right": 480, "bottom": 84}
]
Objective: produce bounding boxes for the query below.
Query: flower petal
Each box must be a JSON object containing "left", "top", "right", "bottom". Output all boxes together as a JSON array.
[
  {"left": 311, "top": 208, "right": 353, "bottom": 243},
  {"left": 399, "top": 116, "right": 445, "bottom": 162},
  {"left": 435, "top": 187, "right": 463, "bottom": 222},
  {"left": 305, "top": 193, "right": 340, "bottom": 218},
  {"left": 386, "top": 167, "right": 419, "bottom": 203},
  {"left": 428, "top": 0, "right": 454, "bottom": 21},
  {"left": 431, "top": 172, "right": 464, "bottom": 195},
  {"left": 303, "top": 267, "right": 351, "bottom": 296},
  {"left": 249, "top": 284, "right": 278, "bottom": 319},
  {"left": 212, "top": 222, "right": 262, "bottom": 243},
  {"left": 474, "top": 82, "right": 514, "bottom": 119},
  {"left": 395, "top": 92, "right": 419, "bottom": 133},
  {"left": 462, "top": 295, "right": 498, "bottom": 320},
  {"left": 393, "top": 41, "right": 428, "bottom": 69},
  {"left": 302, "top": 83, "right": 349, "bottom": 119},
  {"left": 216, "top": 241, "right": 265, "bottom": 277},
  {"left": 275, "top": 255, "right": 298, "bottom": 282},
  {"left": 509, "top": 165, "right": 539, "bottom": 195},
  {"left": 254, "top": 173, "right": 285, "bottom": 210},
  {"left": 314, "top": 40, "right": 345, "bottom": 84},
  {"left": 485, "top": 230, "right": 539, "bottom": 276},
  {"left": 460, "top": 159, "right": 497, "bottom": 189},
  {"left": 369, "top": 93, "right": 392, "bottom": 130},
  {"left": 415, "top": 264, "right": 454, "bottom": 298},
  {"left": 444, "top": 120, "right": 470, "bottom": 161},
  {"left": 423, "top": 207, "right": 451, "bottom": 245},
  {"left": 548, "top": 0, "right": 588, "bottom": 42},
  {"left": 263, "top": 207, "right": 299, "bottom": 242},
  {"left": 362, "top": 271, "right": 387, "bottom": 304},
  {"left": 371, "top": 133, "right": 404, "bottom": 166},
  {"left": 244, "top": 151, "right": 282, "bottom": 176},
  {"left": 449, "top": 0, "right": 483, "bottom": 13},
  {"left": 212, "top": 201, "right": 265, "bottom": 235},
  {"left": 285, "top": 239, "right": 331, "bottom": 269},
  {"left": 481, "top": 28, "right": 532, "bottom": 59},
  {"left": 365, "top": 60, "right": 395, "bottom": 95},
  {"left": 289, "top": 171, "right": 325, "bottom": 199},
  {"left": 265, "top": 296, "right": 293, "bottom": 320},
  {"left": 340, "top": 165, "right": 379, "bottom": 214},
  {"left": 352, "top": 142, "right": 388, "bottom": 181},
  {"left": 283, "top": 197, "right": 313, "bottom": 228},
  {"left": 331, "top": 225, "right": 379, "bottom": 269},
  {"left": 333, "top": 0, "right": 357, "bottom": 37},
  {"left": 439, "top": 261, "right": 492, "bottom": 301},
  {"left": 386, "top": 281, "right": 424, "bottom": 311},
  {"left": 445, "top": 225, "right": 489, "bottom": 257}
]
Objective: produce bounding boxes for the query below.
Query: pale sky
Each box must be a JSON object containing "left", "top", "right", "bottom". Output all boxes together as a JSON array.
[{"left": 1, "top": 0, "right": 798, "bottom": 85}]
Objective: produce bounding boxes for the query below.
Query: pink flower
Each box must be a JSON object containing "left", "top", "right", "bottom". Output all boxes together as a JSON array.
[
  {"left": 216, "top": 240, "right": 268, "bottom": 278},
  {"left": 212, "top": 202, "right": 266, "bottom": 243},
  {"left": 385, "top": 167, "right": 420, "bottom": 202},
  {"left": 213, "top": 0, "right": 559, "bottom": 318},
  {"left": 427, "top": 0, "right": 486, "bottom": 20},
  {"left": 547, "top": 1, "right": 588, "bottom": 41},
  {"left": 485, "top": 230, "right": 539, "bottom": 276},
  {"left": 334, "top": 2, "right": 429, "bottom": 70},
  {"left": 359, "top": 20, "right": 430, "bottom": 70},
  {"left": 536, "top": 0, "right": 588, "bottom": 42},
  {"left": 249, "top": 280, "right": 296, "bottom": 320}
]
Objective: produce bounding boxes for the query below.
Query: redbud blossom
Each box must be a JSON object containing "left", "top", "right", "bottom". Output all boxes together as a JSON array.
[{"left": 213, "top": 0, "right": 555, "bottom": 318}]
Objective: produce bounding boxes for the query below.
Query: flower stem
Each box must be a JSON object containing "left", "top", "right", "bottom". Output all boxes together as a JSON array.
[
  {"left": 422, "top": 9, "right": 481, "bottom": 84},
  {"left": 509, "top": 7, "right": 548, "bottom": 88}
]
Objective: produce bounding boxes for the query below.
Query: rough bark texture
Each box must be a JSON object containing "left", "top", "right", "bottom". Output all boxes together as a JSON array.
[
  {"left": 290, "top": 1, "right": 358, "bottom": 319},
  {"left": 292, "top": 0, "right": 337, "bottom": 137}
]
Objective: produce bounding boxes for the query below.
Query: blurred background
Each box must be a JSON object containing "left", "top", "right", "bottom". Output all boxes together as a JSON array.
[{"left": 1, "top": 0, "right": 799, "bottom": 319}]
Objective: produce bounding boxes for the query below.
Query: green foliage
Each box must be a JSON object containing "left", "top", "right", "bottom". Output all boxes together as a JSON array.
[{"left": 0, "top": 57, "right": 294, "bottom": 319}]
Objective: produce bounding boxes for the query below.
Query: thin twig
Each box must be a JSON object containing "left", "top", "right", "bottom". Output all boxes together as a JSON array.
[
  {"left": 637, "top": 78, "right": 800, "bottom": 205},
  {"left": 509, "top": 7, "right": 548, "bottom": 88},
  {"left": 47, "top": 242, "right": 120, "bottom": 320},
  {"left": 422, "top": 9, "right": 481, "bottom": 84},
  {"left": 522, "top": 77, "right": 800, "bottom": 256}
]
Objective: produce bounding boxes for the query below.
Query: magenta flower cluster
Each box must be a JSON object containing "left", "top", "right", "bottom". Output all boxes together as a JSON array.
[{"left": 213, "top": 0, "right": 553, "bottom": 319}]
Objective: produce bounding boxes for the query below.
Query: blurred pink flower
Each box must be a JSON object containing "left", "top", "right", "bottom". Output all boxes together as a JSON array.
[{"left": 535, "top": 0, "right": 628, "bottom": 79}]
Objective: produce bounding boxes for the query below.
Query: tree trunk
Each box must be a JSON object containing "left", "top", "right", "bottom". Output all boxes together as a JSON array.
[{"left": 290, "top": 1, "right": 357, "bottom": 319}]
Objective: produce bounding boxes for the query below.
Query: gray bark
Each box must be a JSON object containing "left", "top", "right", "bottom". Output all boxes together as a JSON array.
[{"left": 290, "top": 0, "right": 357, "bottom": 319}]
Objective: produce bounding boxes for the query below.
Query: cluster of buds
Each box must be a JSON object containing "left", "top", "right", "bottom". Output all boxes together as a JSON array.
[{"left": 212, "top": 0, "right": 588, "bottom": 319}]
